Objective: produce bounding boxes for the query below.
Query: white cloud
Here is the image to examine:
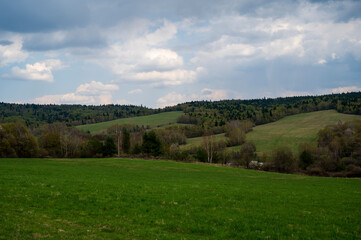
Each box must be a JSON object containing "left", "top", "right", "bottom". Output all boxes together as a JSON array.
[
  {"left": 128, "top": 89, "right": 143, "bottom": 94},
  {"left": 76, "top": 80, "right": 119, "bottom": 95},
  {"left": 318, "top": 59, "right": 327, "bottom": 65},
  {"left": 4, "top": 59, "right": 65, "bottom": 82},
  {"left": 157, "top": 88, "right": 228, "bottom": 107},
  {"left": 192, "top": 14, "right": 361, "bottom": 66},
  {"left": 32, "top": 81, "right": 119, "bottom": 105},
  {"left": 0, "top": 36, "right": 28, "bottom": 66},
  {"left": 78, "top": 20, "right": 201, "bottom": 86},
  {"left": 326, "top": 86, "right": 361, "bottom": 94},
  {"left": 126, "top": 68, "right": 203, "bottom": 86}
]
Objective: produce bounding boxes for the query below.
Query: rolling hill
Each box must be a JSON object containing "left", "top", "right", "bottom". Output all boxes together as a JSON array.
[
  {"left": 183, "top": 110, "right": 361, "bottom": 154},
  {"left": 76, "top": 111, "right": 184, "bottom": 134}
]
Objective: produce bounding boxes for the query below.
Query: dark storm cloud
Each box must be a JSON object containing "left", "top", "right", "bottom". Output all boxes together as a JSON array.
[
  {"left": 0, "top": 0, "right": 90, "bottom": 32},
  {"left": 1, "top": 0, "right": 360, "bottom": 33},
  {"left": 22, "top": 28, "right": 107, "bottom": 51}
]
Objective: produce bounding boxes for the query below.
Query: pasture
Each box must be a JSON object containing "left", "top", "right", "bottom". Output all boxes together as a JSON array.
[
  {"left": 0, "top": 158, "right": 360, "bottom": 239},
  {"left": 183, "top": 110, "right": 361, "bottom": 154},
  {"left": 76, "top": 111, "right": 184, "bottom": 134}
]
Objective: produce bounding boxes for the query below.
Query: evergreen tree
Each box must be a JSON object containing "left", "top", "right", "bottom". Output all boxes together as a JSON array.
[
  {"left": 103, "top": 137, "right": 117, "bottom": 157},
  {"left": 142, "top": 131, "right": 162, "bottom": 156}
]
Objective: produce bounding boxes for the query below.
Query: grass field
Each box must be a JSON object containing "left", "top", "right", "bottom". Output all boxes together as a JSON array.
[
  {"left": 182, "top": 133, "right": 227, "bottom": 149},
  {"left": 76, "top": 111, "right": 184, "bottom": 134},
  {"left": 1, "top": 158, "right": 360, "bottom": 239},
  {"left": 239, "top": 110, "right": 361, "bottom": 154},
  {"left": 182, "top": 110, "right": 361, "bottom": 154}
]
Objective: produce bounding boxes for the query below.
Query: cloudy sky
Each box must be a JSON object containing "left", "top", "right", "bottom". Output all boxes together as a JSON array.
[{"left": 0, "top": 0, "right": 360, "bottom": 108}]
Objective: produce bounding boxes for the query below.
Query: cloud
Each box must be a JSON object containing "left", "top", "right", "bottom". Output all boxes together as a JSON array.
[
  {"left": 76, "top": 80, "right": 119, "bottom": 95},
  {"left": 0, "top": 37, "right": 28, "bottom": 66},
  {"left": 157, "top": 88, "right": 228, "bottom": 107},
  {"left": 322, "top": 86, "right": 361, "bottom": 94},
  {"left": 125, "top": 68, "right": 203, "bottom": 86},
  {"left": 318, "top": 59, "right": 327, "bottom": 65},
  {"left": 128, "top": 89, "right": 143, "bottom": 94},
  {"left": 3, "top": 59, "right": 65, "bottom": 82},
  {"left": 32, "top": 81, "right": 119, "bottom": 105},
  {"left": 80, "top": 20, "right": 203, "bottom": 86}
]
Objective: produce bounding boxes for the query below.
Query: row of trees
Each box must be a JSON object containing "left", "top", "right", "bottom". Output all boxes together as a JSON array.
[
  {"left": 1, "top": 119, "right": 361, "bottom": 177},
  {"left": 175, "top": 92, "right": 361, "bottom": 128}
]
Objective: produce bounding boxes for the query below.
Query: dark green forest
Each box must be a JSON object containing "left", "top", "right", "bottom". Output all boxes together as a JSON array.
[
  {"left": 175, "top": 92, "right": 361, "bottom": 128},
  {"left": 0, "top": 103, "right": 170, "bottom": 128}
]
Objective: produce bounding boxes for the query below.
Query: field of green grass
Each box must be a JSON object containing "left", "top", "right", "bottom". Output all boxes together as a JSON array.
[
  {"left": 1, "top": 158, "right": 360, "bottom": 239},
  {"left": 182, "top": 110, "right": 361, "bottom": 154},
  {"left": 76, "top": 111, "right": 184, "bottom": 134},
  {"left": 182, "top": 133, "right": 227, "bottom": 149},
  {"left": 238, "top": 110, "right": 361, "bottom": 154}
]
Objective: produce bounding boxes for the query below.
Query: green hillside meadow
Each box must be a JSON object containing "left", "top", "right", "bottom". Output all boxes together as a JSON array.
[
  {"left": 244, "top": 110, "right": 361, "bottom": 154},
  {"left": 183, "top": 110, "right": 361, "bottom": 154},
  {"left": 1, "top": 158, "right": 360, "bottom": 239},
  {"left": 76, "top": 111, "right": 184, "bottom": 134}
]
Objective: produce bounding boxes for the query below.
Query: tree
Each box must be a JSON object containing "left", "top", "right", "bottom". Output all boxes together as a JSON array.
[
  {"left": 40, "top": 131, "right": 61, "bottom": 157},
  {"left": 202, "top": 134, "right": 215, "bottom": 163},
  {"left": 142, "top": 131, "right": 162, "bottom": 156},
  {"left": 103, "top": 137, "right": 116, "bottom": 157},
  {"left": 273, "top": 147, "right": 297, "bottom": 173},
  {"left": 240, "top": 142, "right": 256, "bottom": 168},
  {"left": 107, "top": 124, "right": 122, "bottom": 157},
  {"left": 122, "top": 128, "right": 130, "bottom": 154},
  {"left": 2, "top": 122, "right": 38, "bottom": 157},
  {"left": 83, "top": 138, "right": 103, "bottom": 157},
  {"left": 298, "top": 143, "right": 315, "bottom": 170},
  {"left": 0, "top": 125, "right": 17, "bottom": 157}
]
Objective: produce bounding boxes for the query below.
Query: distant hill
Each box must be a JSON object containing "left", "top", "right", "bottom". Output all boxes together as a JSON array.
[
  {"left": 76, "top": 111, "right": 185, "bottom": 135},
  {"left": 0, "top": 103, "right": 165, "bottom": 128},
  {"left": 1, "top": 92, "right": 360, "bottom": 129},
  {"left": 182, "top": 110, "right": 361, "bottom": 154},
  {"left": 237, "top": 110, "right": 361, "bottom": 154}
]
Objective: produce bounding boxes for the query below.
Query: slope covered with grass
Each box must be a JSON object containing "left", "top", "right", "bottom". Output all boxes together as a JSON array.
[
  {"left": 0, "top": 158, "right": 360, "bottom": 239},
  {"left": 76, "top": 111, "right": 184, "bottom": 134},
  {"left": 242, "top": 110, "right": 361, "bottom": 154},
  {"left": 183, "top": 110, "right": 361, "bottom": 154}
]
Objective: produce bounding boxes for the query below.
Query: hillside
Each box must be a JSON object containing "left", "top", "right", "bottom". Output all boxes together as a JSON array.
[
  {"left": 1, "top": 158, "right": 360, "bottom": 239},
  {"left": 183, "top": 110, "right": 361, "bottom": 154},
  {"left": 243, "top": 110, "right": 361, "bottom": 154},
  {"left": 76, "top": 111, "right": 184, "bottom": 134}
]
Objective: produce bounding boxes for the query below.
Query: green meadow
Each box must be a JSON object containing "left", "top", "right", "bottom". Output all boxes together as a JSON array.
[
  {"left": 76, "top": 111, "right": 184, "bottom": 134},
  {"left": 183, "top": 110, "right": 361, "bottom": 154},
  {"left": 1, "top": 158, "right": 360, "bottom": 239},
  {"left": 243, "top": 110, "right": 361, "bottom": 154}
]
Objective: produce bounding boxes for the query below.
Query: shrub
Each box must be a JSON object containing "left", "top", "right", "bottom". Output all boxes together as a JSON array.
[{"left": 272, "top": 147, "right": 297, "bottom": 173}]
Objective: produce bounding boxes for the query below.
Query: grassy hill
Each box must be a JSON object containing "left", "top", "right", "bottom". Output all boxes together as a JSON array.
[
  {"left": 0, "top": 158, "right": 360, "bottom": 239},
  {"left": 240, "top": 110, "right": 361, "bottom": 154},
  {"left": 183, "top": 110, "right": 361, "bottom": 154},
  {"left": 76, "top": 111, "right": 184, "bottom": 134}
]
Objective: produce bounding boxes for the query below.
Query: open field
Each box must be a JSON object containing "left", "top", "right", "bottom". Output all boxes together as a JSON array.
[
  {"left": 182, "top": 110, "right": 361, "bottom": 154},
  {"left": 1, "top": 158, "right": 360, "bottom": 239},
  {"left": 76, "top": 111, "right": 184, "bottom": 134},
  {"left": 182, "top": 133, "right": 227, "bottom": 149},
  {"left": 239, "top": 110, "right": 361, "bottom": 154}
]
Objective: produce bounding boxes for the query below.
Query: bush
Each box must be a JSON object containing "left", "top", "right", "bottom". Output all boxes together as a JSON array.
[
  {"left": 272, "top": 147, "right": 297, "bottom": 173},
  {"left": 306, "top": 167, "right": 329, "bottom": 177}
]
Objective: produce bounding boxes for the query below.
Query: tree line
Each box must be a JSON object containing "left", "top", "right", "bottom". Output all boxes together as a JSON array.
[
  {"left": 0, "top": 103, "right": 174, "bottom": 128},
  {"left": 1, "top": 119, "right": 361, "bottom": 177},
  {"left": 175, "top": 92, "right": 361, "bottom": 129}
]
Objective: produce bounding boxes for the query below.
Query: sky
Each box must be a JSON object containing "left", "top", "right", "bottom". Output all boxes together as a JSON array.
[{"left": 0, "top": 0, "right": 361, "bottom": 108}]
